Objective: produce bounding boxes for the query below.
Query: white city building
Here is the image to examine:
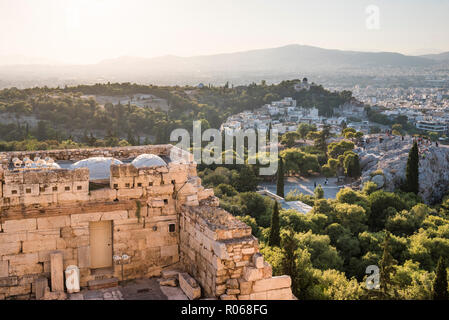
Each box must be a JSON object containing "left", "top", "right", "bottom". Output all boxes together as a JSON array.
[{"left": 416, "top": 120, "right": 448, "bottom": 133}]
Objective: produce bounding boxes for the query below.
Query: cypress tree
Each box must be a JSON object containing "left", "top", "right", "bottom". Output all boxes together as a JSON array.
[
  {"left": 276, "top": 156, "right": 284, "bottom": 198},
  {"left": 127, "top": 131, "right": 136, "bottom": 146},
  {"left": 405, "top": 141, "right": 419, "bottom": 194},
  {"left": 268, "top": 201, "right": 281, "bottom": 247},
  {"left": 379, "top": 231, "right": 397, "bottom": 298},
  {"left": 432, "top": 256, "right": 448, "bottom": 300},
  {"left": 281, "top": 228, "right": 299, "bottom": 294}
]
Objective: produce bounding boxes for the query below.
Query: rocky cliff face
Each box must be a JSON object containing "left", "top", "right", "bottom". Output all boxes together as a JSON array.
[{"left": 358, "top": 135, "right": 449, "bottom": 204}]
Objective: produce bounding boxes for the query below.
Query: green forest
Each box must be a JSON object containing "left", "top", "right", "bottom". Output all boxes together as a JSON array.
[{"left": 197, "top": 134, "right": 449, "bottom": 300}]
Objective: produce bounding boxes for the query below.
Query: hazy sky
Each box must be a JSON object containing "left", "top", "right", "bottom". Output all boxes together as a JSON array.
[{"left": 0, "top": 0, "right": 448, "bottom": 64}]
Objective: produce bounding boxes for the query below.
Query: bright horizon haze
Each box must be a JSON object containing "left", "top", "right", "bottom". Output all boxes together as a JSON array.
[{"left": 0, "top": 0, "right": 448, "bottom": 65}]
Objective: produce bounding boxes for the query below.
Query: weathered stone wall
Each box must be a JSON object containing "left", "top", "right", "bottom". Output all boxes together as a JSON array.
[
  {"left": 0, "top": 144, "right": 292, "bottom": 300},
  {"left": 0, "top": 144, "right": 216, "bottom": 300},
  {"left": 0, "top": 168, "right": 90, "bottom": 208},
  {"left": 0, "top": 145, "right": 172, "bottom": 167},
  {"left": 0, "top": 205, "right": 178, "bottom": 300},
  {"left": 179, "top": 205, "right": 293, "bottom": 300},
  {"left": 0, "top": 149, "right": 200, "bottom": 208}
]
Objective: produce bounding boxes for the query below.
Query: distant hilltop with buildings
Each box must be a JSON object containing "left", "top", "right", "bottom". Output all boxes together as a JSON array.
[
  {"left": 220, "top": 90, "right": 367, "bottom": 137},
  {"left": 221, "top": 78, "right": 449, "bottom": 138}
]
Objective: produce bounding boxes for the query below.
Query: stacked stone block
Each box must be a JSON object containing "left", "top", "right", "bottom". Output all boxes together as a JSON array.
[
  {"left": 0, "top": 144, "right": 292, "bottom": 300},
  {"left": 1, "top": 168, "right": 89, "bottom": 207},
  {"left": 179, "top": 205, "right": 293, "bottom": 300},
  {"left": 0, "top": 205, "right": 180, "bottom": 299}
]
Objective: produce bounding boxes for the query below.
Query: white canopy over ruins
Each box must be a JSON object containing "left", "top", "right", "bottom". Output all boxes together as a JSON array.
[
  {"left": 131, "top": 154, "right": 166, "bottom": 168},
  {"left": 70, "top": 157, "right": 123, "bottom": 180}
]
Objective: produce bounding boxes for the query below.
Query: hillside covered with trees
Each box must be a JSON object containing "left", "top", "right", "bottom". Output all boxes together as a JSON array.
[
  {"left": 0, "top": 81, "right": 352, "bottom": 151},
  {"left": 197, "top": 132, "right": 449, "bottom": 300}
]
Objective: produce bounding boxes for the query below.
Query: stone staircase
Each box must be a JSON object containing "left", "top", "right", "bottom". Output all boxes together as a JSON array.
[{"left": 88, "top": 277, "right": 119, "bottom": 290}]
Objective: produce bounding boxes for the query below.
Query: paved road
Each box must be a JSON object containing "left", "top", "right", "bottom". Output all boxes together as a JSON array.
[{"left": 259, "top": 176, "right": 343, "bottom": 199}]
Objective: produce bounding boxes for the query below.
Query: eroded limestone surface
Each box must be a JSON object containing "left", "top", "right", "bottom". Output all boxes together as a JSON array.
[{"left": 359, "top": 134, "right": 449, "bottom": 204}]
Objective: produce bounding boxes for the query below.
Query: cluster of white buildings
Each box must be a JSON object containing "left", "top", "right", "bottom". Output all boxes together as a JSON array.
[
  {"left": 220, "top": 97, "right": 358, "bottom": 136},
  {"left": 336, "top": 85, "right": 449, "bottom": 134},
  {"left": 350, "top": 86, "right": 449, "bottom": 111},
  {"left": 379, "top": 107, "right": 449, "bottom": 133}
]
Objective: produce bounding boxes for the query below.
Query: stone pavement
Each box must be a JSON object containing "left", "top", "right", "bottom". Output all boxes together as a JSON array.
[
  {"left": 68, "top": 278, "right": 188, "bottom": 300},
  {"left": 259, "top": 176, "right": 343, "bottom": 199}
]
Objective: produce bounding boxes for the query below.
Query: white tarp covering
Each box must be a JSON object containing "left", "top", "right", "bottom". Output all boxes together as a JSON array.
[
  {"left": 131, "top": 154, "right": 166, "bottom": 168},
  {"left": 70, "top": 157, "right": 123, "bottom": 180}
]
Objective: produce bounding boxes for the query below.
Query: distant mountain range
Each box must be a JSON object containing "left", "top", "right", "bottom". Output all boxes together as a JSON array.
[
  {"left": 420, "top": 51, "right": 449, "bottom": 62},
  {"left": 0, "top": 44, "right": 448, "bottom": 88},
  {"left": 95, "top": 45, "right": 441, "bottom": 72}
]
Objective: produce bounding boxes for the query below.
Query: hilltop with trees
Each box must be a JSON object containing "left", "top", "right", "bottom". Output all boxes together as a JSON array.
[{"left": 0, "top": 81, "right": 353, "bottom": 151}]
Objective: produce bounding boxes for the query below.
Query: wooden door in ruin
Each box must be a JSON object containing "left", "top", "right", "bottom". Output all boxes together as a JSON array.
[{"left": 89, "top": 220, "right": 113, "bottom": 269}]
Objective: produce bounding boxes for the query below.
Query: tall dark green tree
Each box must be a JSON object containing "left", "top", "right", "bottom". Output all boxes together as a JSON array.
[
  {"left": 404, "top": 141, "right": 419, "bottom": 194},
  {"left": 234, "top": 165, "right": 258, "bottom": 192},
  {"left": 379, "top": 231, "right": 397, "bottom": 299},
  {"left": 432, "top": 256, "right": 448, "bottom": 300},
  {"left": 127, "top": 130, "right": 137, "bottom": 146},
  {"left": 276, "top": 156, "right": 284, "bottom": 198},
  {"left": 309, "top": 124, "right": 331, "bottom": 152},
  {"left": 36, "top": 121, "right": 49, "bottom": 141},
  {"left": 343, "top": 151, "right": 361, "bottom": 178},
  {"left": 88, "top": 133, "right": 97, "bottom": 146},
  {"left": 281, "top": 228, "right": 299, "bottom": 294},
  {"left": 268, "top": 201, "right": 281, "bottom": 247},
  {"left": 25, "top": 122, "right": 30, "bottom": 139},
  {"left": 267, "top": 122, "right": 272, "bottom": 140}
]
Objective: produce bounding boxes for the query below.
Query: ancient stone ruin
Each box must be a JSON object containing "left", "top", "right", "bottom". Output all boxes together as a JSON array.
[{"left": 0, "top": 144, "right": 293, "bottom": 300}]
